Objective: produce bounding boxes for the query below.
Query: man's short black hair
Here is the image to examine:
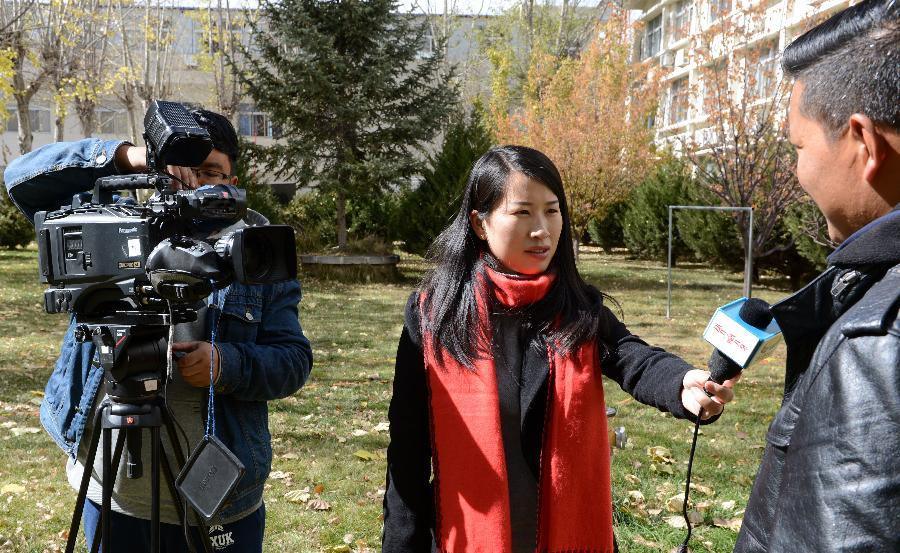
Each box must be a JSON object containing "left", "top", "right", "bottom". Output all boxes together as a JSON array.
[
  {"left": 190, "top": 108, "right": 240, "bottom": 174},
  {"left": 782, "top": 0, "right": 899, "bottom": 138}
]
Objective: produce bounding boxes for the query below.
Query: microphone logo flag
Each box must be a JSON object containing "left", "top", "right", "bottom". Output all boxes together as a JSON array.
[{"left": 703, "top": 297, "right": 782, "bottom": 368}]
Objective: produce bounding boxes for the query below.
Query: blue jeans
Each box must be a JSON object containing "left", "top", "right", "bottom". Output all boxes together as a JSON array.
[{"left": 83, "top": 500, "right": 265, "bottom": 552}]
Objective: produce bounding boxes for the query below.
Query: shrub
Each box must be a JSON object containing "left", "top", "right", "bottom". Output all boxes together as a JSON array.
[
  {"left": 0, "top": 192, "right": 33, "bottom": 249},
  {"left": 675, "top": 184, "right": 744, "bottom": 270},
  {"left": 620, "top": 158, "right": 691, "bottom": 261},
  {"left": 395, "top": 108, "right": 493, "bottom": 256},
  {"left": 586, "top": 201, "right": 627, "bottom": 252},
  {"left": 282, "top": 192, "right": 336, "bottom": 254},
  {"left": 782, "top": 200, "right": 832, "bottom": 270}
]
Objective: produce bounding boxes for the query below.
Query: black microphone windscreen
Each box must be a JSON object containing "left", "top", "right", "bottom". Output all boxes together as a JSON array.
[
  {"left": 708, "top": 349, "right": 742, "bottom": 384},
  {"left": 738, "top": 298, "right": 773, "bottom": 330}
]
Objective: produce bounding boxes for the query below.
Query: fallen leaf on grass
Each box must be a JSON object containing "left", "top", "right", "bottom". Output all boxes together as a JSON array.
[
  {"left": 307, "top": 498, "right": 331, "bottom": 511},
  {"left": 713, "top": 517, "right": 743, "bottom": 532},
  {"left": 650, "top": 463, "right": 674, "bottom": 475},
  {"left": 281, "top": 452, "right": 299, "bottom": 460},
  {"left": 666, "top": 494, "right": 684, "bottom": 513},
  {"left": 1, "top": 484, "right": 26, "bottom": 495},
  {"left": 373, "top": 422, "right": 390, "bottom": 433},
  {"left": 665, "top": 515, "right": 687, "bottom": 529},
  {"left": 647, "top": 446, "right": 675, "bottom": 464},
  {"left": 314, "top": 483, "right": 325, "bottom": 494},
  {"left": 284, "top": 490, "right": 310, "bottom": 504},
  {"left": 269, "top": 471, "right": 291, "bottom": 480},
  {"left": 632, "top": 536, "right": 661, "bottom": 548},
  {"left": 720, "top": 500, "right": 736, "bottom": 510},
  {"left": 10, "top": 427, "right": 40, "bottom": 437},
  {"left": 695, "top": 500, "right": 713, "bottom": 512},
  {"left": 624, "top": 474, "right": 641, "bottom": 485},
  {"left": 690, "top": 482, "right": 715, "bottom": 496},
  {"left": 354, "top": 449, "right": 376, "bottom": 461},
  {"left": 625, "top": 490, "right": 645, "bottom": 505},
  {"left": 730, "top": 474, "right": 753, "bottom": 486},
  {"left": 351, "top": 429, "right": 368, "bottom": 437},
  {"left": 687, "top": 510, "right": 704, "bottom": 524},
  {"left": 325, "top": 546, "right": 350, "bottom": 553}
]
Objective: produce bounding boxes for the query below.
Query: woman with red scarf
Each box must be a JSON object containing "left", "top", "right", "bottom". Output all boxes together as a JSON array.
[{"left": 382, "top": 146, "right": 737, "bottom": 553}]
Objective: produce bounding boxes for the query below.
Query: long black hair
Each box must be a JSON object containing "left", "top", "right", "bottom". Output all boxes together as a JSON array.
[{"left": 420, "top": 145, "right": 609, "bottom": 367}]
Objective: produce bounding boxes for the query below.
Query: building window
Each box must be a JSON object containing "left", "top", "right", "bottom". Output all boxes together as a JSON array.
[
  {"left": 710, "top": 0, "right": 732, "bottom": 21},
  {"left": 238, "top": 107, "right": 279, "bottom": 138},
  {"left": 669, "top": 0, "right": 691, "bottom": 42},
  {"left": 642, "top": 15, "right": 662, "bottom": 59},
  {"left": 5, "top": 107, "right": 51, "bottom": 133},
  {"left": 752, "top": 42, "right": 777, "bottom": 98},
  {"left": 96, "top": 109, "right": 129, "bottom": 135},
  {"left": 668, "top": 77, "right": 690, "bottom": 125}
]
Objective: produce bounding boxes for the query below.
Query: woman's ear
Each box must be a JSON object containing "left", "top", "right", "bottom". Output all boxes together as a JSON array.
[{"left": 469, "top": 210, "right": 485, "bottom": 240}]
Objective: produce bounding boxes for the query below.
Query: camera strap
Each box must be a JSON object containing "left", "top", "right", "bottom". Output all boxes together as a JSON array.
[
  {"left": 205, "top": 287, "right": 228, "bottom": 439},
  {"left": 175, "top": 285, "right": 245, "bottom": 524}
]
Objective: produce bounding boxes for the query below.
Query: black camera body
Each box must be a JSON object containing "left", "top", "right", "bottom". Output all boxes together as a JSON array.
[{"left": 35, "top": 182, "right": 259, "bottom": 315}]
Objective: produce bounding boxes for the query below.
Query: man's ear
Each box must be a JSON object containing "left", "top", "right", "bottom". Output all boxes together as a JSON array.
[
  {"left": 848, "top": 113, "right": 888, "bottom": 184},
  {"left": 230, "top": 175, "right": 239, "bottom": 186}
]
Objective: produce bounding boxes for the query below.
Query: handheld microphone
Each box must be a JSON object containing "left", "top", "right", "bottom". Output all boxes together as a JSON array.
[
  {"left": 703, "top": 297, "right": 781, "bottom": 383},
  {"left": 679, "top": 298, "right": 781, "bottom": 553}
]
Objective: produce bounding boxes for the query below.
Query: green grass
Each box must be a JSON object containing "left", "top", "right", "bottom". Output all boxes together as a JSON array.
[{"left": 0, "top": 246, "right": 791, "bottom": 552}]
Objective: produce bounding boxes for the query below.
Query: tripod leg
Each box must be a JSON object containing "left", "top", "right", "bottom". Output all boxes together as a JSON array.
[
  {"left": 101, "top": 427, "right": 112, "bottom": 552},
  {"left": 66, "top": 405, "right": 105, "bottom": 553},
  {"left": 151, "top": 427, "right": 160, "bottom": 553},
  {"left": 159, "top": 409, "right": 214, "bottom": 553},
  {"left": 90, "top": 431, "right": 126, "bottom": 553}
]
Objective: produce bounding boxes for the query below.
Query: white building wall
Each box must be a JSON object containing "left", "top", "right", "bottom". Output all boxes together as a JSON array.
[{"left": 624, "top": 0, "right": 859, "bottom": 147}]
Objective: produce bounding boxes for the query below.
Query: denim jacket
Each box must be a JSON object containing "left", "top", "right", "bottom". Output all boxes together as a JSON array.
[{"left": 4, "top": 138, "right": 314, "bottom": 522}]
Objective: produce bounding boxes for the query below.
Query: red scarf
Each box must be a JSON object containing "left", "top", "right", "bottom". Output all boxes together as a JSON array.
[{"left": 423, "top": 265, "right": 614, "bottom": 553}]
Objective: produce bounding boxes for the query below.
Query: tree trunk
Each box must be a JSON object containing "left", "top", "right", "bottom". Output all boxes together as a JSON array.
[
  {"left": 572, "top": 237, "right": 579, "bottom": 263},
  {"left": 336, "top": 189, "right": 348, "bottom": 249},
  {"left": 53, "top": 102, "right": 65, "bottom": 142},
  {"left": 555, "top": 0, "right": 570, "bottom": 57},
  {"left": 15, "top": 94, "right": 32, "bottom": 154},
  {"left": 76, "top": 98, "right": 97, "bottom": 137}
]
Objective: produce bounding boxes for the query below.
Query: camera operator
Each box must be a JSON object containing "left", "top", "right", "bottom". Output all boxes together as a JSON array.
[{"left": 3, "top": 108, "right": 313, "bottom": 552}]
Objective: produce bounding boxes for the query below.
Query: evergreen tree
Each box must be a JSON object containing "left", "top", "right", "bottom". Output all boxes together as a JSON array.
[
  {"left": 241, "top": 0, "right": 457, "bottom": 249},
  {"left": 396, "top": 107, "right": 492, "bottom": 256}
]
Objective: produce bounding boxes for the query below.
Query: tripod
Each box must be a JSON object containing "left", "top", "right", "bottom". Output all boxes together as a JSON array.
[{"left": 65, "top": 397, "right": 214, "bottom": 553}]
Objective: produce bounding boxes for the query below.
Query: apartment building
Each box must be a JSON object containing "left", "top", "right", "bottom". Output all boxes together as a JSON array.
[{"left": 624, "top": 0, "right": 860, "bottom": 146}]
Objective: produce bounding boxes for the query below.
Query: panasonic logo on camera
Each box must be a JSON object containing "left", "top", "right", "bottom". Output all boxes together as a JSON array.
[{"left": 119, "top": 227, "right": 138, "bottom": 234}]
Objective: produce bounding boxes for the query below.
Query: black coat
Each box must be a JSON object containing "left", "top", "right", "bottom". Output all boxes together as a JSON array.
[
  {"left": 735, "top": 206, "right": 900, "bottom": 553},
  {"left": 382, "top": 290, "right": 710, "bottom": 552}
]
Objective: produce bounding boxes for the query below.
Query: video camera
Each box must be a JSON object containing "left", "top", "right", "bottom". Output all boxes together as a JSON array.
[{"left": 32, "top": 100, "right": 296, "bottom": 402}]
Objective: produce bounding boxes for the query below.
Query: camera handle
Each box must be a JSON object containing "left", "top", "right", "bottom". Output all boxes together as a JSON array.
[
  {"left": 91, "top": 174, "right": 174, "bottom": 205},
  {"left": 65, "top": 398, "right": 214, "bottom": 553}
]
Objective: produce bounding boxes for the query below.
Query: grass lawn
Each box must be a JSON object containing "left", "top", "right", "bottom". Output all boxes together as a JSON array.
[{"left": 0, "top": 246, "right": 792, "bottom": 552}]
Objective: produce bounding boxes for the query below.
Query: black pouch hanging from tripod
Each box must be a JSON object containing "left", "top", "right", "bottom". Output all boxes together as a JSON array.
[{"left": 175, "top": 288, "right": 244, "bottom": 523}]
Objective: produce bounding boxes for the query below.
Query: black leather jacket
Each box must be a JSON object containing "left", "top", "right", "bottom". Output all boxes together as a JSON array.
[{"left": 735, "top": 206, "right": 900, "bottom": 553}]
